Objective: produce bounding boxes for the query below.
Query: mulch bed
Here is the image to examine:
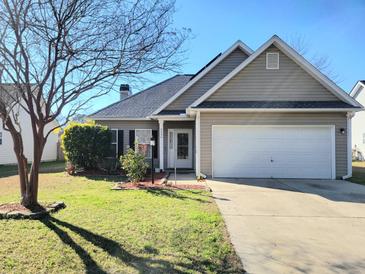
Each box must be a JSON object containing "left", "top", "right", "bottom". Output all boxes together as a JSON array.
[
  {"left": 0, "top": 202, "right": 66, "bottom": 220},
  {"left": 112, "top": 172, "right": 208, "bottom": 191},
  {"left": 112, "top": 172, "right": 207, "bottom": 190}
]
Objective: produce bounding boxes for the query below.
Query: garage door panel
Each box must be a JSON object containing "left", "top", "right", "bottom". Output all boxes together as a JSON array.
[{"left": 212, "top": 126, "right": 334, "bottom": 179}]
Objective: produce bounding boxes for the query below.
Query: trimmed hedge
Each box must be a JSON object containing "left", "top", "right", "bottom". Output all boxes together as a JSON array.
[{"left": 61, "top": 121, "right": 111, "bottom": 170}]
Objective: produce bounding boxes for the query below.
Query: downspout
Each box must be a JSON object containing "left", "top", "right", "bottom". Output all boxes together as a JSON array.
[
  {"left": 342, "top": 112, "right": 355, "bottom": 180},
  {"left": 195, "top": 110, "right": 201, "bottom": 178}
]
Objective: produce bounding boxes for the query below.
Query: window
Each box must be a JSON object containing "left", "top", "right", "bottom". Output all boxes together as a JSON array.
[
  {"left": 363, "top": 133, "right": 365, "bottom": 144},
  {"left": 135, "top": 129, "right": 152, "bottom": 158},
  {"left": 266, "top": 52, "right": 279, "bottom": 69},
  {"left": 110, "top": 129, "right": 118, "bottom": 157},
  {"left": 0, "top": 132, "right": 2, "bottom": 145},
  {"left": 177, "top": 133, "right": 189, "bottom": 159}
]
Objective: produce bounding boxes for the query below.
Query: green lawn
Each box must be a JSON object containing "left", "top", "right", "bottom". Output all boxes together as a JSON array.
[
  {"left": 0, "top": 161, "right": 66, "bottom": 178},
  {"left": 349, "top": 161, "right": 365, "bottom": 186},
  {"left": 0, "top": 173, "right": 243, "bottom": 273}
]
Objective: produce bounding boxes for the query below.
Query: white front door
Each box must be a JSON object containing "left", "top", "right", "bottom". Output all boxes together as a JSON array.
[{"left": 168, "top": 129, "right": 193, "bottom": 168}]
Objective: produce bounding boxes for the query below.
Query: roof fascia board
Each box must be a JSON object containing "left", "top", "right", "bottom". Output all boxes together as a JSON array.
[
  {"left": 188, "top": 108, "right": 361, "bottom": 112},
  {"left": 148, "top": 115, "right": 195, "bottom": 121},
  {"left": 151, "top": 40, "right": 253, "bottom": 115},
  {"left": 91, "top": 117, "right": 150, "bottom": 121},
  {"left": 190, "top": 35, "right": 361, "bottom": 108}
]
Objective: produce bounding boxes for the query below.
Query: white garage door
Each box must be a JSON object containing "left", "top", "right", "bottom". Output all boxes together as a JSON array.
[{"left": 212, "top": 125, "right": 335, "bottom": 179}]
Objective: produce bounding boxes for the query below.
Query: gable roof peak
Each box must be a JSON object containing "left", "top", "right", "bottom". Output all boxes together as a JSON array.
[
  {"left": 151, "top": 39, "right": 253, "bottom": 115},
  {"left": 231, "top": 40, "right": 254, "bottom": 55},
  {"left": 190, "top": 34, "right": 362, "bottom": 108}
]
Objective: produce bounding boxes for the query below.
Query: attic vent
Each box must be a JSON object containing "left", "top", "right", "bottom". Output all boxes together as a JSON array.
[{"left": 266, "top": 52, "right": 279, "bottom": 69}]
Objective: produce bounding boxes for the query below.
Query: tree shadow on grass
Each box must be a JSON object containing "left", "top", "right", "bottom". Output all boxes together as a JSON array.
[
  {"left": 145, "top": 188, "right": 211, "bottom": 204},
  {"left": 40, "top": 217, "right": 108, "bottom": 274},
  {"left": 40, "top": 216, "right": 187, "bottom": 273}
]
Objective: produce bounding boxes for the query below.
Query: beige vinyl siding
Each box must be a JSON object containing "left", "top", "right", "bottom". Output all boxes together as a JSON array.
[
  {"left": 163, "top": 121, "right": 195, "bottom": 169},
  {"left": 97, "top": 120, "right": 159, "bottom": 166},
  {"left": 207, "top": 45, "right": 340, "bottom": 101},
  {"left": 200, "top": 112, "right": 347, "bottom": 178},
  {"left": 166, "top": 48, "right": 249, "bottom": 110}
]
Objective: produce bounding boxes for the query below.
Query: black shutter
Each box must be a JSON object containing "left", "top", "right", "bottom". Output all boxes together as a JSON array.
[
  {"left": 117, "top": 130, "right": 124, "bottom": 158},
  {"left": 152, "top": 130, "right": 158, "bottom": 159},
  {"left": 129, "top": 130, "right": 135, "bottom": 151}
]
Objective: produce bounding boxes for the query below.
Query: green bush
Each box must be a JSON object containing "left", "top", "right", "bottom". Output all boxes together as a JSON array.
[
  {"left": 120, "top": 148, "right": 148, "bottom": 183},
  {"left": 61, "top": 121, "right": 111, "bottom": 170}
]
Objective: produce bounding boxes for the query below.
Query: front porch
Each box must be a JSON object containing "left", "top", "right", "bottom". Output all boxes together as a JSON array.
[{"left": 155, "top": 116, "right": 199, "bottom": 176}]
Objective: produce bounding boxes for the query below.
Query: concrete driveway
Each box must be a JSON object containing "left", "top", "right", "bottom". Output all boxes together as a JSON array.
[{"left": 208, "top": 178, "right": 365, "bottom": 274}]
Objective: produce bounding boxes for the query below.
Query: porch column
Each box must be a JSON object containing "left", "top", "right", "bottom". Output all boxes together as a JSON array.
[
  {"left": 159, "top": 119, "right": 164, "bottom": 171},
  {"left": 195, "top": 111, "right": 201, "bottom": 177}
]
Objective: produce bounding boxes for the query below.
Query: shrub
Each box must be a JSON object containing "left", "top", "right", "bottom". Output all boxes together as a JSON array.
[
  {"left": 120, "top": 148, "right": 148, "bottom": 183},
  {"left": 61, "top": 121, "right": 111, "bottom": 170},
  {"left": 99, "top": 157, "right": 120, "bottom": 175}
]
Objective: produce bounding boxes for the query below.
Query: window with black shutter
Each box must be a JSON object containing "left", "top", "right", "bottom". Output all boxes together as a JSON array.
[
  {"left": 129, "top": 130, "right": 135, "bottom": 151},
  {"left": 117, "top": 130, "right": 124, "bottom": 158}
]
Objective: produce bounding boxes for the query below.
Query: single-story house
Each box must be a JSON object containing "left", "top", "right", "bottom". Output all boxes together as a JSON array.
[
  {"left": 90, "top": 35, "right": 362, "bottom": 180},
  {"left": 350, "top": 80, "right": 365, "bottom": 160}
]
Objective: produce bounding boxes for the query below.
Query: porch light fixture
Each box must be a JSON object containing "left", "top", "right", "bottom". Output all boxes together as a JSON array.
[{"left": 340, "top": 128, "right": 345, "bottom": 135}]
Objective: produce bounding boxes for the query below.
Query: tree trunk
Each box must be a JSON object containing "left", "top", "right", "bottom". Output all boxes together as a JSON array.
[
  {"left": 26, "top": 134, "right": 45, "bottom": 207},
  {"left": 4, "top": 117, "right": 46, "bottom": 208},
  {"left": 19, "top": 147, "right": 45, "bottom": 208}
]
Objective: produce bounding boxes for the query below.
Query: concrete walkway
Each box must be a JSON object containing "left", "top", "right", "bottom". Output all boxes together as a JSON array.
[{"left": 208, "top": 178, "right": 365, "bottom": 274}]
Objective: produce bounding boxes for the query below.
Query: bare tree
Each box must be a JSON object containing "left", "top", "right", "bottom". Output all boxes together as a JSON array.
[
  {"left": 0, "top": 0, "right": 188, "bottom": 208},
  {"left": 286, "top": 34, "right": 342, "bottom": 84}
]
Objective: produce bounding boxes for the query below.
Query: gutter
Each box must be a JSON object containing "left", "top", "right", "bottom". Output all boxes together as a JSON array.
[{"left": 187, "top": 107, "right": 363, "bottom": 113}]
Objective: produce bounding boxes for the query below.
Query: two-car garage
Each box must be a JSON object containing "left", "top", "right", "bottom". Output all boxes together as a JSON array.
[{"left": 212, "top": 125, "right": 335, "bottom": 179}]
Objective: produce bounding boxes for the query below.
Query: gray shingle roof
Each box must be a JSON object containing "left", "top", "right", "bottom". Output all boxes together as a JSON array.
[
  {"left": 90, "top": 75, "right": 192, "bottom": 119},
  {"left": 194, "top": 101, "right": 360, "bottom": 109}
]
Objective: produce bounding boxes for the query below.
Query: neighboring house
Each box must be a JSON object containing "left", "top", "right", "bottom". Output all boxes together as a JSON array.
[
  {"left": 350, "top": 81, "right": 365, "bottom": 160},
  {"left": 90, "top": 35, "right": 362, "bottom": 180},
  {"left": 0, "top": 86, "right": 59, "bottom": 165}
]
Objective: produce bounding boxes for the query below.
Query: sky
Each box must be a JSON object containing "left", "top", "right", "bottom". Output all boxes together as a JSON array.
[{"left": 91, "top": 0, "right": 365, "bottom": 113}]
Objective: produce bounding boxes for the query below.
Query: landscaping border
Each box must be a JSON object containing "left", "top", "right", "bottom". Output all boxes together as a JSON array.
[{"left": 0, "top": 202, "right": 66, "bottom": 220}]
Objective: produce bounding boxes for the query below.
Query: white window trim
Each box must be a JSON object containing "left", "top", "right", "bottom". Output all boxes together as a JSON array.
[
  {"left": 266, "top": 52, "right": 279, "bottom": 69},
  {"left": 110, "top": 128, "right": 118, "bottom": 157},
  {"left": 135, "top": 129, "right": 153, "bottom": 159}
]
